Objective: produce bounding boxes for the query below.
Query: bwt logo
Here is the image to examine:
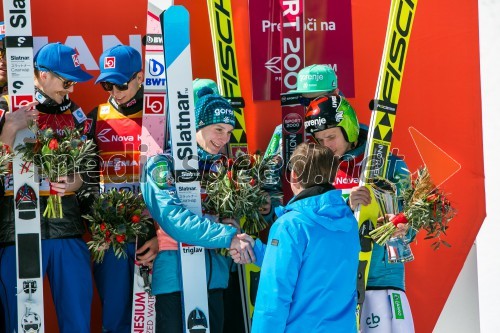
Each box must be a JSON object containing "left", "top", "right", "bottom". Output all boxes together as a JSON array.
[
  {"left": 148, "top": 58, "right": 164, "bottom": 77},
  {"left": 144, "top": 95, "right": 165, "bottom": 115},
  {"left": 104, "top": 56, "right": 115, "bottom": 69}
]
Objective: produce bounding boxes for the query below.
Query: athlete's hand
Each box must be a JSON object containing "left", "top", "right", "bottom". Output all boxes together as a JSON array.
[
  {"left": 229, "top": 233, "right": 255, "bottom": 264},
  {"left": 136, "top": 237, "right": 159, "bottom": 267},
  {"left": 377, "top": 214, "right": 409, "bottom": 238},
  {"left": 0, "top": 101, "right": 39, "bottom": 147},
  {"left": 49, "top": 174, "right": 83, "bottom": 196},
  {"left": 349, "top": 186, "right": 371, "bottom": 210},
  {"left": 6, "top": 101, "right": 39, "bottom": 131}
]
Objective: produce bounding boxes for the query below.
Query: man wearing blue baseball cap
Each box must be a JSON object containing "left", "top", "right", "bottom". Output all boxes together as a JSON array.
[
  {"left": 0, "top": 42, "right": 96, "bottom": 333},
  {"left": 89, "top": 44, "right": 158, "bottom": 333}
]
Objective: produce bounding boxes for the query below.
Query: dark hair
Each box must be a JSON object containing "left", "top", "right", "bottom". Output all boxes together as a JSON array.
[{"left": 288, "top": 143, "right": 339, "bottom": 188}]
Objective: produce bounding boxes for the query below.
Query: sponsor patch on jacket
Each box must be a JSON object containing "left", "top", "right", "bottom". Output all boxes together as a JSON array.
[
  {"left": 72, "top": 107, "right": 87, "bottom": 123},
  {"left": 271, "top": 239, "right": 279, "bottom": 246}
]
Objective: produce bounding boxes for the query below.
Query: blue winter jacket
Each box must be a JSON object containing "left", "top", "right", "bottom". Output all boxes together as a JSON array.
[
  {"left": 251, "top": 186, "right": 360, "bottom": 333},
  {"left": 141, "top": 148, "right": 238, "bottom": 295}
]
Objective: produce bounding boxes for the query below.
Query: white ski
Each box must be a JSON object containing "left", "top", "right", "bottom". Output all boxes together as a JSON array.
[
  {"left": 3, "top": 0, "right": 45, "bottom": 332},
  {"left": 162, "top": 5, "right": 210, "bottom": 333}
]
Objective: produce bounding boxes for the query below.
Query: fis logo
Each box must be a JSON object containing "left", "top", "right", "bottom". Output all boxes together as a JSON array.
[{"left": 104, "top": 56, "right": 115, "bottom": 69}]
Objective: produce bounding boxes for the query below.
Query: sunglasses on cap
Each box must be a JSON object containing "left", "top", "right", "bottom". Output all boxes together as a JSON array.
[{"left": 100, "top": 72, "right": 138, "bottom": 92}]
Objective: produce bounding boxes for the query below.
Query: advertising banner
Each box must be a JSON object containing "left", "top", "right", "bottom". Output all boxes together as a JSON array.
[{"left": 249, "top": 0, "right": 355, "bottom": 100}]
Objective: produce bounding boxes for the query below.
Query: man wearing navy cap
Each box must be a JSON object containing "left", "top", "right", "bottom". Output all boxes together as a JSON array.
[
  {"left": 0, "top": 42, "right": 96, "bottom": 333},
  {"left": 89, "top": 44, "right": 158, "bottom": 333}
]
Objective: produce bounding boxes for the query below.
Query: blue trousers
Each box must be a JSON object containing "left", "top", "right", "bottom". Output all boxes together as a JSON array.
[
  {"left": 93, "top": 242, "right": 135, "bottom": 333},
  {"left": 0, "top": 238, "right": 93, "bottom": 333}
]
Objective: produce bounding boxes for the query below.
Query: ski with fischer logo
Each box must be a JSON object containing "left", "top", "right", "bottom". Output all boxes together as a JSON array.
[
  {"left": 355, "top": 0, "right": 418, "bottom": 315},
  {"left": 162, "top": 5, "right": 210, "bottom": 332},
  {"left": 207, "top": 0, "right": 247, "bottom": 158},
  {"left": 206, "top": 1, "right": 253, "bottom": 331},
  {"left": 2, "top": 1, "right": 45, "bottom": 332}
]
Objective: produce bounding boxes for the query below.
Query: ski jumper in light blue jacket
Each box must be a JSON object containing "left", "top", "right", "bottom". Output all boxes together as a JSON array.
[
  {"left": 251, "top": 184, "right": 360, "bottom": 333},
  {"left": 141, "top": 147, "right": 238, "bottom": 295}
]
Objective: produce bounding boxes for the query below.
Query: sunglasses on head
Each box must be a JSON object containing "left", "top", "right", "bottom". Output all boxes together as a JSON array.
[{"left": 100, "top": 72, "right": 138, "bottom": 92}]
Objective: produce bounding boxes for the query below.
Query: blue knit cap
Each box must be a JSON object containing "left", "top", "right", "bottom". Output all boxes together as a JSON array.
[{"left": 195, "top": 87, "right": 235, "bottom": 131}]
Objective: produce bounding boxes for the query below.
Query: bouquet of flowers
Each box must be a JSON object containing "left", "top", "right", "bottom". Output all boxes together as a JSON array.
[
  {"left": 369, "top": 167, "right": 456, "bottom": 250},
  {"left": 16, "top": 125, "right": 97, "bottom": 219},
  {"left": 0, "top": 143, "right": 13, "bottom": 179},
  {"left": 202, "top": 154, "right": 273, "bottom": 236},
  {"left": 84, "top": 188, "right": 153, "bottom": 263}
]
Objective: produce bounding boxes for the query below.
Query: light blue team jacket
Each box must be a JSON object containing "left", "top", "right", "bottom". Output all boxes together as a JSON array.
[
  {"left": 141, "top": 149, "right": 237, "bottom": 295},
  {"left": 251, "top": 187, "right": 360, "bottom": 333}
]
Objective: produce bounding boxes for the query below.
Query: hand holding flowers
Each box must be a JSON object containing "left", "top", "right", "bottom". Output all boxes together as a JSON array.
[{"left": 369, "top": 167, "right": 456, "bottom": 250}]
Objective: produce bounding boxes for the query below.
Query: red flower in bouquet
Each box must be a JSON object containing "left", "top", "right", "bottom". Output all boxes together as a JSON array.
[
  {"left": 116, "top": 234, "right": 126, "bottom": 243},
  {"left": 48, "top": 138, "right": 58, "bottom": 150}
]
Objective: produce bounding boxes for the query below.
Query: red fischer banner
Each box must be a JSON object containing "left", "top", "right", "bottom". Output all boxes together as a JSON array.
[{"left": 249, "top": 0, "right": 355, "bottom": 100}]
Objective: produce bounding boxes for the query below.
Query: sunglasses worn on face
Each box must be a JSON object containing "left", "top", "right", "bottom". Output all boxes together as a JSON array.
[
  {"left": 0, "top": 48, "right": 5, "bottom": 60},
  {"left": 100, "top": 72, "right": 138, "bottom": 92},
  {"left": 51, "top": 71, "right": 77, "bottom": 89}
]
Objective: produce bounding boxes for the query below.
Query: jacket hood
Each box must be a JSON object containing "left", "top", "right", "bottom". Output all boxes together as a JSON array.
[{"left": 276, "top": 189, "right": 355, "bottom": 233}]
